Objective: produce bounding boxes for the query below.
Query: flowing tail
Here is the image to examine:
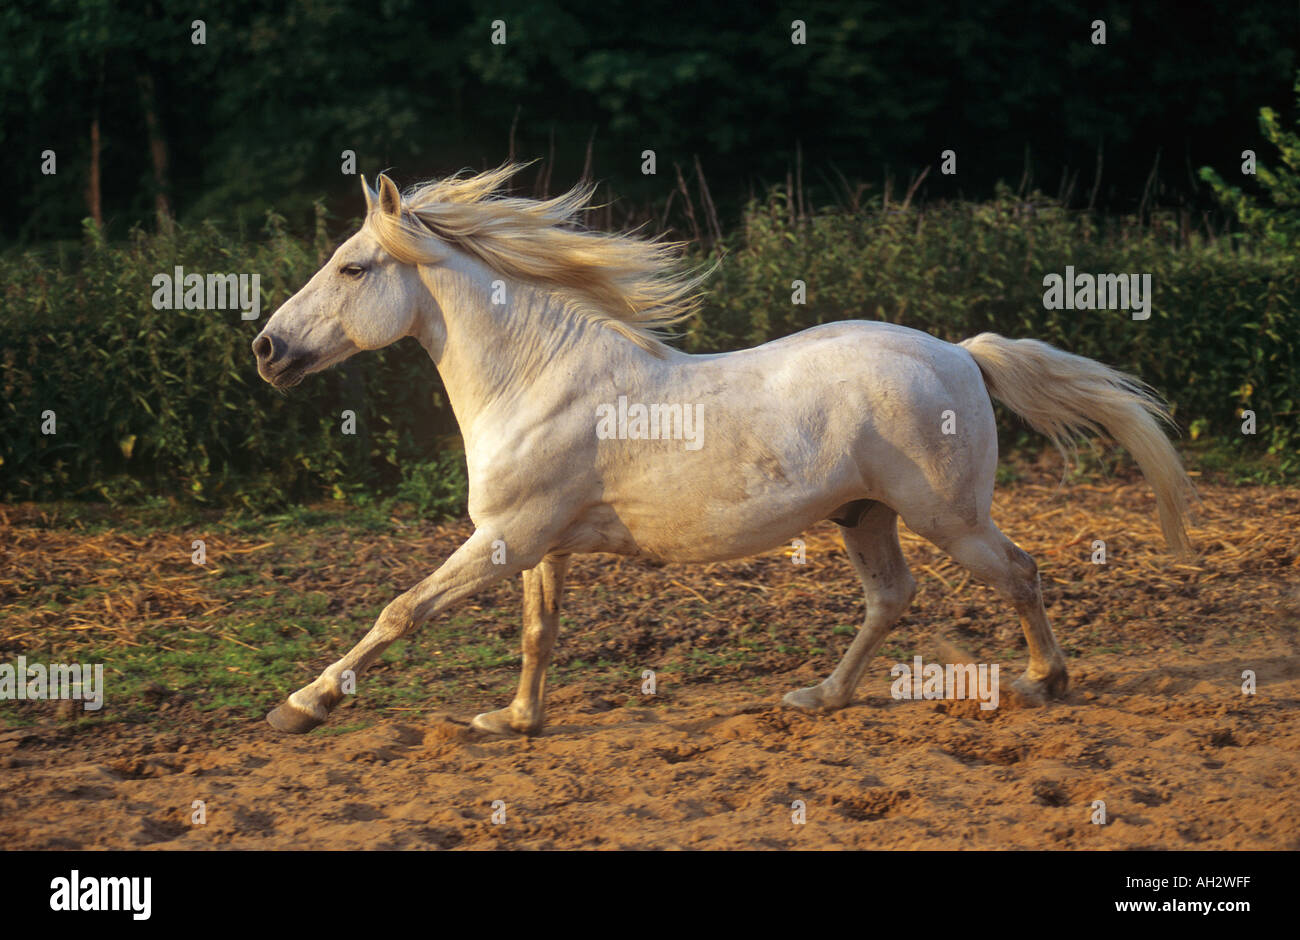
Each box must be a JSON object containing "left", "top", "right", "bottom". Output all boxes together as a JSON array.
[{"left": 960, "top": 332, "right": 1192, "bottom": 556}]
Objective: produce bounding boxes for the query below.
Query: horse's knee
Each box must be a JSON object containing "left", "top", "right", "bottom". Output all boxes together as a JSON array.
[
  {"left": 376, "top": 594, "right": 418, "bottom": 640},
  {"left": 1000, "top": 543, "right": 1041, "bottom": 600},
  {"left": 899, "top": 571, "right": 918, "bottom": 606},
  {"left": 877, "top": 572, "right": 916, "bottom": 618},
  {"left": 1006, "top": 543, "right": 1037, "bottom": 579}
]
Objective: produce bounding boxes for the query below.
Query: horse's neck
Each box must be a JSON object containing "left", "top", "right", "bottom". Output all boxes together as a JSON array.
[{"left": 414, "top": 261, "right": 658, "bottom": 440}]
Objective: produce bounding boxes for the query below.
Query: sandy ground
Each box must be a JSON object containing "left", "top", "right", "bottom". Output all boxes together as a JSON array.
[
  {"left": 1, "top": 478, "right": 1298, "bottom": 849},
  {"left": 1, "top": 637, "right": 1298, "bottom": 849}
]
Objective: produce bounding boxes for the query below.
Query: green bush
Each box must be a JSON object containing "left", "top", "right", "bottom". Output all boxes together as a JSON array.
[
  {"left": 1199, "top": 71, "right": 1300, "bottom": 256},
  {"left": 0, "top": 206, "right": 457, "bottom": 509},
  {"left": 387, "top": 450, "right": 470, "bottom": 521}
]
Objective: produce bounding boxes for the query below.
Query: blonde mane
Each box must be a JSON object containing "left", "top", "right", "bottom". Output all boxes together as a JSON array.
[{"left": 366, "top": 164, "right": 710, "bottom": 354}]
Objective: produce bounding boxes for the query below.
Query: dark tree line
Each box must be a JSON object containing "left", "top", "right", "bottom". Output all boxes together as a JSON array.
[{"left": 3, "top": 0, "right": 1297, "bottom": 244}]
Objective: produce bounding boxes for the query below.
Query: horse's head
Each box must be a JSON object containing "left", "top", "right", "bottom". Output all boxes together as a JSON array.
[{"left": 252, "top": 175, "right": 437, "bottom": 388}]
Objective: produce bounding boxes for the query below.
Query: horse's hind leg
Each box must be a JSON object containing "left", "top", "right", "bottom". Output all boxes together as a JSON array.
[
  {"left": 783, "top": 501, "right": 916, "bottom": 711},
  {"left": 471, "top": 553, "right": 570, "bottom": 735},
  {"left": 924, "top": 520, "right": 1068, "bottom": 703}
]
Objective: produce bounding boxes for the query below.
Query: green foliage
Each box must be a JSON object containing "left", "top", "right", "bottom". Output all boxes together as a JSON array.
[
  {"left": 387, "top": 451, "right": 470, "bottom": 521},
  {"left": 0, "top": 205, "right": 455, "bottom": 508},
  {"left": 1200, "top": 70, "right": 1300, "bottom": 254},
  {"left": 3, "top": 1, "right": 1296, "bottom": 242}
]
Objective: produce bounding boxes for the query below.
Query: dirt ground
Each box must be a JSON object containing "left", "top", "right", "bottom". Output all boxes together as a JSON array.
[{"left": 2, "top": 473, "right": 1298, "bottom": 850}]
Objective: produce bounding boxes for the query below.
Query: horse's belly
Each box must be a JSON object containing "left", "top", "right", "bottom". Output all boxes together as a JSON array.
[{"left": 578, "top": 463, "right": 866, "bottom": 562}]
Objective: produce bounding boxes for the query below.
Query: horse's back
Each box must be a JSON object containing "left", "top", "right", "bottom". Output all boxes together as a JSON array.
[{"left": 715, "top": 319, "right": 989, "bottom": 420}]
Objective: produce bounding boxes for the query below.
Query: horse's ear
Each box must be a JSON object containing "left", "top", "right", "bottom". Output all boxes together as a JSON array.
[
  {"left": 361, "top": 174, "right": 378, "bottom": 214},
  {"left": 377, "top": 173, "right": 402, "bottom": 217}
]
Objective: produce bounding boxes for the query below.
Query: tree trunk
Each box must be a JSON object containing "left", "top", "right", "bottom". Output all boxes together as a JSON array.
[
  {"left": 137, "top": 71, "right": 173, "bottom": 233},
  {"left": 86, "top": 115, "right": 103, "bottom": 227},
  {"left": 85, "top": 56, "right": 104, "bottom": 228}
]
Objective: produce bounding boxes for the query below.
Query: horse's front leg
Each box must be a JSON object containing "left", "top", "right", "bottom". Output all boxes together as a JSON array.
[
  {"left": 266, "top": 527, "right": 530, "bottom": 733},
  {"left": 470, "top": 553, "right": 570, "bottom": 736}
]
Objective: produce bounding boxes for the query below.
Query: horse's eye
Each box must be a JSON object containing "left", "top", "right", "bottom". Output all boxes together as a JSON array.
[{"left": 340, "top": 264, "right": 366, "bottom": 278}]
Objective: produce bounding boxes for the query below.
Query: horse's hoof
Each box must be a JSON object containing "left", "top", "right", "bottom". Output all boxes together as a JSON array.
[
  {"left": 1011, "top": 669, "right": 1069, "bottom": 705},
  {"left": 266, "top": 701, "right": 326, "bottom": 734},
  {"left": 782, "top": 685, "right": 845, "bottom": 711},
  {"left": 470, "top": 707, "right": 540, "bottom": 736}
]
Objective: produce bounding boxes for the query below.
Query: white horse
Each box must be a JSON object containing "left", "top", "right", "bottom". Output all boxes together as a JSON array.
[{"left": 253, "top": 166, "right": 1191, "bottom": 736}]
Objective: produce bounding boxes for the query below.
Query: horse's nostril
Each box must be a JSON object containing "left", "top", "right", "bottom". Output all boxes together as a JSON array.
[{"left": 252, "top": 333, "right": 280, "bottom": 364}]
